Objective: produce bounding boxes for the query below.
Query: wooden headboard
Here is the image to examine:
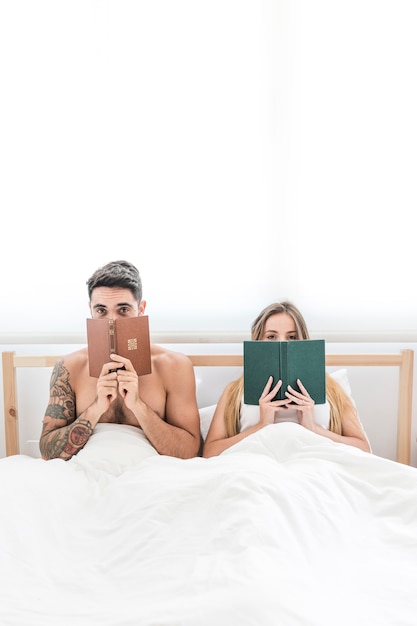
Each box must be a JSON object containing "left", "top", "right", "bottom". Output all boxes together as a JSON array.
[{"left": 2, "top": 350, "right": 414, "bottom": 464}]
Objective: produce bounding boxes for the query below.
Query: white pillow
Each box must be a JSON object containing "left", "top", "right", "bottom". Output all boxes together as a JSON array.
[
  {"left": 328, "top": 368, "right": 353, "bottom": 399},
  {"left": 71, "top": 423, "right": 158, "bottom": 476},
  {"left": 198, "top": 368, "right": 354, "bottom": 441}
]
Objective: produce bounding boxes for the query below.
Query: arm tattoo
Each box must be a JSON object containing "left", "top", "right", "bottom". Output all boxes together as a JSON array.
[
  {"left": 41, "top": 361, "right": 92, "bottom": 460},
  {"left": 47, "top": 360, "right": 76, "bottom": 423},
  {"left": 63, "top": 419, "right": 94, "bottom": 456}
]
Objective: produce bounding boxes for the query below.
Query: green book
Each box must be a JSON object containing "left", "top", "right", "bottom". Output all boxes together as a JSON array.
[{"left": 243, "top": 339, "right": 326, "bottom": 405}]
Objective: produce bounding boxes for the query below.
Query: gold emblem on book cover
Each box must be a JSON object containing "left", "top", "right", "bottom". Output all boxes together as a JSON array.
[{"left": 128, "top": 338, "right": 138, "bottom": 351}]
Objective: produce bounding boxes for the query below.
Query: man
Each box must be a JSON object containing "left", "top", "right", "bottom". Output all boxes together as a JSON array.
[{"left": 39, "top": 260, "right": 201, "bottom": 460}]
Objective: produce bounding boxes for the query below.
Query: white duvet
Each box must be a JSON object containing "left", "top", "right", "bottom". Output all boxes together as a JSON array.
[{"left": 1, "top": 422, "right": 417, "bottom": 626}]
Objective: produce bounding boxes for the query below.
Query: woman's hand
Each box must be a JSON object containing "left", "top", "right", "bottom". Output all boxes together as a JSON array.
[
  {"left": 285, "top": 379, "right": 316, "bottom": 431},
  {"left": 259, "top": 376, "right": 289, "bottom": 426}
]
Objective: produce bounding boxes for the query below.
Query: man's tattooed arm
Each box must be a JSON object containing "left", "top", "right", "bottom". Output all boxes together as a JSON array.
[
  {"left": 40, "top": 418, "right": 94, "bottom": 461},
  {"left": 39, "top": 360, "right": 94, "bottom": 461}
]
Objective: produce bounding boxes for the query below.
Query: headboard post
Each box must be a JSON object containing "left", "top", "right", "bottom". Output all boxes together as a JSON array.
[
  {"left": 2, "top": 351, "right": 19, "bottom": 456},
  {"left": 397, "top": 349, "right": 414, "bottom": 465}
]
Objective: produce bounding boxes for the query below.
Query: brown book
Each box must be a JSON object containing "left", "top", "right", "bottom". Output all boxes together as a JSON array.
[{"left": 86, "top": 316, "right": 152, "bottom": 378}]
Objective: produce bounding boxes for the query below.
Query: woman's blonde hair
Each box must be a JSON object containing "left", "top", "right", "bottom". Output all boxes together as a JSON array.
[{"left": 223, "top": 302, "right": 353, "bottom": 437}]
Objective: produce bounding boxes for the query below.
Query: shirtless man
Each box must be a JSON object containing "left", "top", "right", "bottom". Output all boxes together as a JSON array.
[{"left": 39, "top": 260, "right": 201, "bottom": 460}]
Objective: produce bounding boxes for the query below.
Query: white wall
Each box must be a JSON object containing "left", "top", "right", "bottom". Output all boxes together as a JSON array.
[{"left": 0, "top": 1, "right": 416, "bottom": 336}]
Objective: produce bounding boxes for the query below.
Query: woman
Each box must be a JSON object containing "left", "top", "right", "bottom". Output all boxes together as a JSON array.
[{"left": 203, "top": 302, "right": 371, "bottom": 457}]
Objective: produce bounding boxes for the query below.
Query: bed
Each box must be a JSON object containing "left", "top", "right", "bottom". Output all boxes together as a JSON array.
[{"left": 1, "top": 348, "right": 416, "bottom": 626}]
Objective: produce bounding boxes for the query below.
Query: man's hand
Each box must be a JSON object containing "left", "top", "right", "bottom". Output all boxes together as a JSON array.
[
  {"left": 97, "top": 356, "right": 127, "bottom": 413},
  {"left": 106, "top": 353, "right": 141, "bottom": 413},
  {"left": 101, "top": 354, "right": 140, "bottom": 412}
]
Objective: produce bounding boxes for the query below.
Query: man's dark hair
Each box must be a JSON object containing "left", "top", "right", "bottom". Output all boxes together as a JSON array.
[{"left": 86, "top": 260, "right": 143, "bottom": 302}]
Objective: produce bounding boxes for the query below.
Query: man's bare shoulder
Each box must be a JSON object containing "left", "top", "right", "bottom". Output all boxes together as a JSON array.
[
  {"left": 54, "top": 347, "right": 89, "bottom": 372},
  {"left": 150, "top": 344, "right": 193, "bottom": 369}
]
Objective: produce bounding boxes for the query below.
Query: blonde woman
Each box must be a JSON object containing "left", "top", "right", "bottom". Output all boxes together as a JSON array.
[{"left": 203, "top": 302, "right": 371, "bottom": 458}]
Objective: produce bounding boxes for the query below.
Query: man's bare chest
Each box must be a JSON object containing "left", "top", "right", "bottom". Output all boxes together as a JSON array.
[
  {"left": 74, "top": 376, "right": 166, "bottom": 426},
  {"left": 98, "top": 395, "right": 138, "bottom": 426}
]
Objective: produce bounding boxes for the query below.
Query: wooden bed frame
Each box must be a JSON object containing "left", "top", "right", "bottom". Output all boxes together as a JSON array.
[{"left": 2, "top": 349, "right": 414, "bottom": 464}]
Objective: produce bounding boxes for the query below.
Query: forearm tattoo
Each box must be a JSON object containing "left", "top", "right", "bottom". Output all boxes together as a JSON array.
[
  {"left": 41, "top": 361, "right": 93, "bottom": 460},
  {"left": 47, "top": 360, "right": 75, "bottom": 421},
  {"left": 62, "top": 419, "right": 94, "bottom": 456}
]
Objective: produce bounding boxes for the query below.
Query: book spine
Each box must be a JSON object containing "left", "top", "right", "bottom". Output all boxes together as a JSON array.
[
  {"left": 109, "top": 319, "right": 116, "bottom": 355},
  {"left": 280, "top": 342, "right": 288, "bottom": 400}
]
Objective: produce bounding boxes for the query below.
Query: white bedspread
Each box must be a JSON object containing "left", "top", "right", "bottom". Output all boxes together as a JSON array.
[{"left": 1, "top": 422, "right": 417, "bottom": 626}]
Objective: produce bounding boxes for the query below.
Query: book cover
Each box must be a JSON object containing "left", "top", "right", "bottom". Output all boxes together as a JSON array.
[
  {"left": 87, "top": 316, "right": 152, "bottom": 378},
  {"left": 243, "top": 339, "right": 326, "bottom": 405}
]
